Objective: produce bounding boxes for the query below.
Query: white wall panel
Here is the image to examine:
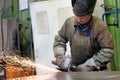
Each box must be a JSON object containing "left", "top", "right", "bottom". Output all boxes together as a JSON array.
[{"left": 30, "top": 0, "right": 73, "bottom": 75}]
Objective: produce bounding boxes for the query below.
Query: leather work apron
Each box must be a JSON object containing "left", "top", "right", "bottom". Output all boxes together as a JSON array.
[{"left": 71, "top": 27, "right": 94, "bottom": 66}]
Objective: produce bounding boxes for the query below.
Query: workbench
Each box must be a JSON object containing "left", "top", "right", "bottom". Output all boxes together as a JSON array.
[{"left": 9, "top": 71, "right": 120, "bottom": 80}]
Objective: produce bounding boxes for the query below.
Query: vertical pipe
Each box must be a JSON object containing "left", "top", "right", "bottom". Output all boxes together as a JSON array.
[
  {"left": 104, "top": 0, "right": 118, "bottom": 70},
  {"left": 115, "top": 0, "right": 118, "bottom": 27},
  {"left": 0, "top": 0, "right": 4, "bottom": 51},
  {"left": 115, "top": 0, "right": 119, "bottom": 71}
]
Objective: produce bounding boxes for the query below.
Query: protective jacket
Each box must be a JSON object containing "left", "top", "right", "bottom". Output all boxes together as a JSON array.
[{"left": 53, "top": 15, "right": 114, "bottom": 68}]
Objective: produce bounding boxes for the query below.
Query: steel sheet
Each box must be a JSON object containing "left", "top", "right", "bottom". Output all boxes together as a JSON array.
[{"left": 9, "top": 71, "right": 120, "bottom": 80}]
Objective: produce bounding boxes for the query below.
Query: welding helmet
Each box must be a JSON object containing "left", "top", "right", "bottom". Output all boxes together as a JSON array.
[{"left": 72, "top": 0, "right": 97, "bottom": 16}]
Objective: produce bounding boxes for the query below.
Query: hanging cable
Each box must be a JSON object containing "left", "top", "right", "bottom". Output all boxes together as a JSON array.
[{"left": 115, "top": 0, "right": 119, "bottom": 27}]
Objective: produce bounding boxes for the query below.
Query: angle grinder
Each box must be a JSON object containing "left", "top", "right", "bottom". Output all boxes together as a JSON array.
[{"left": 53, "top": 55, "right": 77, "bottom": 72}]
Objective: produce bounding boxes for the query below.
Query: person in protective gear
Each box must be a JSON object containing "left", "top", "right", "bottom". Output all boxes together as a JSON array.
[{"left": 52, "top": 0, "right": 114, "bottom": 71}]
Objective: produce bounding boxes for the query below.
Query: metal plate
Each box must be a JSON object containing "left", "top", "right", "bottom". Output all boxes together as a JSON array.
[{"left": 9, "top": 71, "right": 120, "bottom": 80}]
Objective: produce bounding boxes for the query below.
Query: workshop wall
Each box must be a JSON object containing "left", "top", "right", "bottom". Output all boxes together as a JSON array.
[
  {"left": 14, "top": 0, "right": 35, "bottom": 59},
  {"left": 1, "top": 0, "right": 20, "bottom": 52},
  {"left": 1, "top": 0, "right": 35, "bottom": 62}
]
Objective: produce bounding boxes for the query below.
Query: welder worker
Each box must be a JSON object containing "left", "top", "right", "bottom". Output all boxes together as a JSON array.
[{"left": 52, "top": 0, "right": 114, "bottom": 71}]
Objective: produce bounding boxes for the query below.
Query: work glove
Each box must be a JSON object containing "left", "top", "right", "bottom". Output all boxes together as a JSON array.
[
  {"left": 53, "top": 46, "right": 65, "bottom": 58},
  {"left": 77, "top": 58, "right": 97, "bottom": 71},
  {"left": 52, "top": 55, "right": 71, "bottom": 71},
  {"left": 52, "top": 56, "right": 65, "bottom": 68}
]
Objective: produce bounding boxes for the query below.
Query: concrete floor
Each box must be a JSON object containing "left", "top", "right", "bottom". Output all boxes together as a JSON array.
[{"left": 9, "top": 71, "right": 120, "bottom": 80}]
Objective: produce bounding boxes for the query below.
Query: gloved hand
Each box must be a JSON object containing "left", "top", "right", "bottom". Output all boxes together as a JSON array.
[
  {"left": 53, "top": 46, "right": 65, "bottom": 58},
  {"left": 52, "top": 56, "right": 66, "bottom": 68},
  {"left": 77, "top": 58, "right": 97, "bottom": 71},
  {"left": 52, "top": 55, "right": 71, "bottom": 71}
]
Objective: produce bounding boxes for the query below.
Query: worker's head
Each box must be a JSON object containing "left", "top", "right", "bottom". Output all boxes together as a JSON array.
[
  {"left": 72, "top": 0, "right": 97, "bottom": 17},
  {"left": 72, "top": 0, "right": 96, "bottom": 24}
]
